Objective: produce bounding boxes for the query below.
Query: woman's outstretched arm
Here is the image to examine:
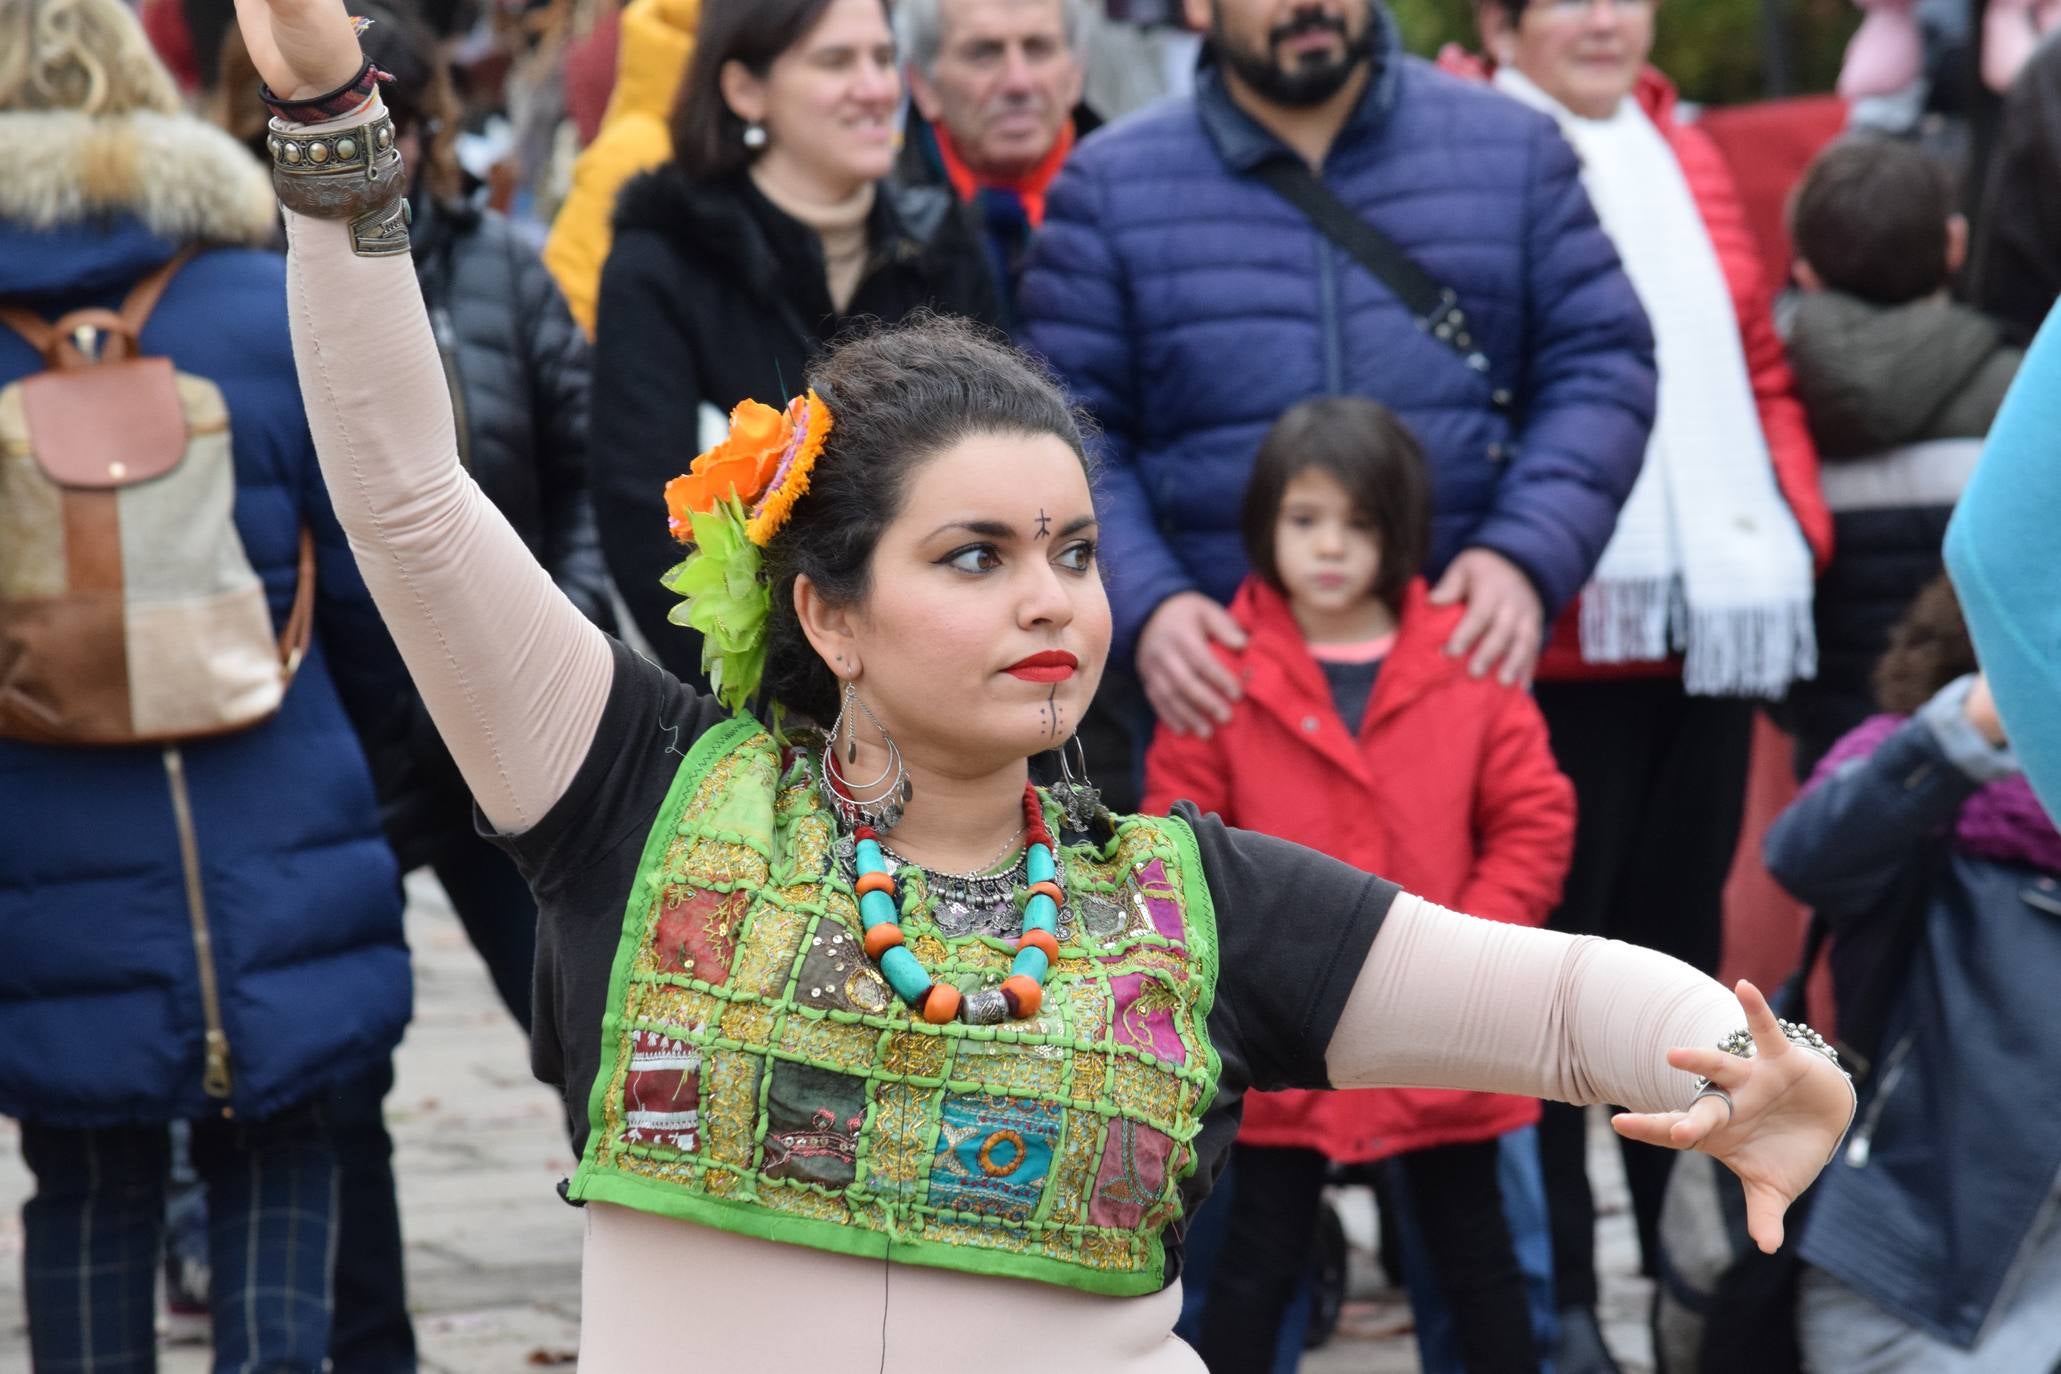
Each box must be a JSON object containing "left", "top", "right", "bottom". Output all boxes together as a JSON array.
[
  {"left": 1329, "top": 893, "right": 1855, "bottom": 1252},
  {"left": 1326, "top": 892, "right": 1738, "bottom": 1109},
  {"left": 279, "top": 104, "right": 614, "bottom": 833}
]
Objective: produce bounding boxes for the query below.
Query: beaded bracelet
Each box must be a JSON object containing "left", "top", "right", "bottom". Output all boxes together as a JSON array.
[
  {"left": 259, "top": 53, "right": 394, "bottom": 124},
  {"left": 1695, "top": 1017, "right": 1851, "bottom": 1097}
]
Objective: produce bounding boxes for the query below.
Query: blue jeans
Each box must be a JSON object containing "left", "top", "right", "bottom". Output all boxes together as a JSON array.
[
  {"left": 19, "top": 1103, "right": 338, "bottom": 1374},
  {"left": 326, "top": 1058, "right": 417, "bottom": 1374}
]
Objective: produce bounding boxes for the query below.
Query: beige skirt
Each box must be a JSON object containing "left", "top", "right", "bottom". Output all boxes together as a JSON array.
[{"left": 578, "top": 1201, "right": 1205, "bottom": 1371}]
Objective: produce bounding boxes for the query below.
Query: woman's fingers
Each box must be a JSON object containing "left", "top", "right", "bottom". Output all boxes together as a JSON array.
[
  {"left": 1610, "top": 1109, "right": 1688, "bottom": 1149},
  {"left": 1611, "top": 1089, "right": 1731, "bottom": 1152},
  {"left": 1743, "top": 1179, "right": 1789, "bottom": 1255},
  {"left": 1667, "top": 1045, "right": 1752, "bottom": 1090},
  {"left": 1672, "top": 1089, "right": 1732, "bottom": 1147},
  {"left": 1737, "top": 980, "right": 1791, "bottom": 1062}
]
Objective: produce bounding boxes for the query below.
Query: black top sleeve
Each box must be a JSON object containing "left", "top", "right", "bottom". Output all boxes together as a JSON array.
[
  {"left": 1177, "top": 803, "right": 1398, "bottom": 1095},
  {"left": 483, "top": 639, "right": 728, "bottom": 1134}
]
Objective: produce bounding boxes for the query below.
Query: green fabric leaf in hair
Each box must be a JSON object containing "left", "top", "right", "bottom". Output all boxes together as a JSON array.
[{"left": 661, "top": 496, "right": 770, "bottom": 713}]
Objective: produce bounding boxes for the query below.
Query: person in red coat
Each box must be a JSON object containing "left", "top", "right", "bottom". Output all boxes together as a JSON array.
[
  {"left": 1443, "top": 12, "right": 1833, "bottom": 1372},
  {"left": 1145, "top": 396, "right": 1575, "bottom": 1374}
]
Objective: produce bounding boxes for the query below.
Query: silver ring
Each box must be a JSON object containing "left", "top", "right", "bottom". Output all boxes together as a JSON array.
[{"left": 1692, "top": 1083, "right": 1735, "bottom": 1122}]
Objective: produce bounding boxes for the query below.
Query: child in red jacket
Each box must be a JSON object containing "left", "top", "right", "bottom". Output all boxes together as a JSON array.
[{"left": 1146, "top": 397, "right": 1575, "bottom": 1374}]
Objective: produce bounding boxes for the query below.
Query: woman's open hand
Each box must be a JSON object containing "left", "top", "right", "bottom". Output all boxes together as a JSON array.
[
  {"left": 232, "top": 0, "right": 363, "bottom": 102},
  {"left": 1612, "top": 980, "right": 1856, "bottom": 1254}
]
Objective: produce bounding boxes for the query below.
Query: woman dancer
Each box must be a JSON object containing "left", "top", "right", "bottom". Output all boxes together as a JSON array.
[{"left": 238, "top": 0, "right": 1855, "bottom": 1363}]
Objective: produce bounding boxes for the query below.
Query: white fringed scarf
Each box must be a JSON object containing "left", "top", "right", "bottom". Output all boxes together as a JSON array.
[{"left": 1495, "top": 68, "right": 1816, "bottom": 698}]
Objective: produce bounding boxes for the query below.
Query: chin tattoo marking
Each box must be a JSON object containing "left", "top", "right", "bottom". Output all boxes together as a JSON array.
[{"left": 1045, "top": 684, "right": 1063, "bottom": 742}]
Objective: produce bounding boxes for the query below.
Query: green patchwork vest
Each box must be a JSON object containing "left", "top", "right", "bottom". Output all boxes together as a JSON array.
[{"left": 568, "top": 716, "right": 1222, "bottom": 1295}]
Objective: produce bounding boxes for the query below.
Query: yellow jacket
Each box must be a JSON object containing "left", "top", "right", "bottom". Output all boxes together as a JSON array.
[{"left": 543, "top": 0, "right": 699, "bottom": 335}]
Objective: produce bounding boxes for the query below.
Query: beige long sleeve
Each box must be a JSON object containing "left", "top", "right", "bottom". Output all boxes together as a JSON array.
[
  {"left": 281, "top": 148, "right": 614, "bottom": 834},
  {"left": 1327, "top": 892, "right": 1743, "bottom": 1113}
]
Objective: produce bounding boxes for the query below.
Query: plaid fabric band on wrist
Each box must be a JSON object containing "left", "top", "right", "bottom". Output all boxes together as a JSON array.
[{"left": 259, "top": 54, "right": 392, "bottom": 123}]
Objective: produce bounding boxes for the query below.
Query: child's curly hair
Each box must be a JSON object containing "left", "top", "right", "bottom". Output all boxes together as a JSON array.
[{"left": 1873, "top": 575, "right": 1978, "bottom": 715}]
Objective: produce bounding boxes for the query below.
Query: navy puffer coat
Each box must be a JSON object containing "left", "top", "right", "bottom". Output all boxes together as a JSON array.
[
  {"left": 0, "top": 109, "right": 411, "bottom": 1128},
  {"left": 1018, "top": 12, "right": 1656, "bottom": 659}
]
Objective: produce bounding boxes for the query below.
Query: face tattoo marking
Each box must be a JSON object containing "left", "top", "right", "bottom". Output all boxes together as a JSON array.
[
  {"left": 1034, "top": 509, "right": 1053, "bottom": 540},
  {"left": 1045, "top": 683, "right": 1063, "bottom": 741}
]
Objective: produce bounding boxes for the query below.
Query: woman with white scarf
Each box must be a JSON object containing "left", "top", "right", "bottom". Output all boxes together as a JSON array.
[{"left": 1440, "top": 4, "right": 1833, "bottom": 1370}]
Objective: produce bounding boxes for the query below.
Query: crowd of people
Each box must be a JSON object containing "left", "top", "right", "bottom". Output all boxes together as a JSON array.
[{"left": 1, "top": 0, "right": 2058, "bottom": 1371}]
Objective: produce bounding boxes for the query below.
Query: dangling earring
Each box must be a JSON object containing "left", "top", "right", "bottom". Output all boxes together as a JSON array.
[
  {"left": 821, "top": 683, "right": 913, "bottom": 831},
  {"left": 742, "top": 121, "right": 768, "bottom": 150},
  {"left": 1050, "top": 733, "right": 1104, "bottom": 833}
]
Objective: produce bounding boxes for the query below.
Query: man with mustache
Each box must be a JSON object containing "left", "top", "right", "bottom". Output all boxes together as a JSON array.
[
  {"left": 896, "top": 0, "right": 1097, "bottom": 311},
  {"left": 1019, "top": 0, "right": 1653, "bottom": 731}
]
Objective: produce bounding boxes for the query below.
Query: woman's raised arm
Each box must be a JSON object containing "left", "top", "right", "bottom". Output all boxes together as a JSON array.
[
  {"left": 1329, "top": 893, "right": 1856, "bottom": 1252},
  {"left": 237, "top": 0, "right": 614, "bottom": 833}
]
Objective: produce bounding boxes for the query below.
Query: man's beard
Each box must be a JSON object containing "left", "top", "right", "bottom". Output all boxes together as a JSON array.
[{"left": 1214, "top": 5, "right": 1375, "bottom": 108}]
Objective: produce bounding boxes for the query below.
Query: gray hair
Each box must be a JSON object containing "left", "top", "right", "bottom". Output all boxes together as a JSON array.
[{"left": 895, "top": 0, "right": 1087, "bottom": 78}]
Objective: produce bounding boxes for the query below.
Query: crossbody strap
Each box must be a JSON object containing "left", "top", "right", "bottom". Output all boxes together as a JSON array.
[{"left": 1251, "top": 159, "right": 1511, "bottom": 415}]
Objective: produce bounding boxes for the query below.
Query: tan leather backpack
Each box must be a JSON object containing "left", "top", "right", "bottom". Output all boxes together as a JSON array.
[{"left": 0, "top": 250, "right": 316, "bottom": 746}]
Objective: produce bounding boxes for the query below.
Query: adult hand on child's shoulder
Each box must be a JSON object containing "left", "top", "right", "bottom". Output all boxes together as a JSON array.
[
  {"left": 1611, "top": 980, "right": 1857, "bottom": 1255},
  {"left": 1138, "top": 591, "right": 1246, "bottom": 739},
  {"left": 1430, "top": 547, "right": 1543, "bottom": 688}
]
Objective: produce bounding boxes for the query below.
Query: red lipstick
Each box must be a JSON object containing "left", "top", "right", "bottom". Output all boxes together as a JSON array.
[{"left": 1005, "top": 650, "right": 1079, "bottom": 683}]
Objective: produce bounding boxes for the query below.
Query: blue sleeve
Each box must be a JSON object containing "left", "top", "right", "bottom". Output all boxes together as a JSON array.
[
  {"left": 1019, "top": 160, "right": 1195, "bottom": 664},
  {"left": 1945, "top": 303, "right": 2061, "bottom": 818},
  {"left": 1763, "top": 703, "right": 1986, "bottom": 918},
  {"left": 1468, "top": 120, "right": 1656, "bottom": 614}
]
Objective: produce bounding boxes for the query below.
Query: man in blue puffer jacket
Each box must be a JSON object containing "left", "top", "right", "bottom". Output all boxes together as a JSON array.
[{"left": 1019, "top": 0, "right": 1654, "bottom": 738}]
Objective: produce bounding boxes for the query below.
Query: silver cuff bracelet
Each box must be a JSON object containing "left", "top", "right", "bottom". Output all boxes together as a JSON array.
[{"left": 267, "top": 112, "right": 410, "bottom": 257}]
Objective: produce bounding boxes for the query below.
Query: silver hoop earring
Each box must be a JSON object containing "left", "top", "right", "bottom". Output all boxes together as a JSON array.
[
  {"left": 821, "top": 683, "right": 912, "bottom": 831},
  {"left": 1050, "top": 733, "right": 1104, "bottom": 833},
  {"left": 742, "top": 121, "right": 768, "bottom": 150}
]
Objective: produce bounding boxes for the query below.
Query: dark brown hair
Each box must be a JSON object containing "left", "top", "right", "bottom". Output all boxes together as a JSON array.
[
  {"left": 1240, "top": 396, "right": 1432, "bottom": 616},
  {"left": 1873, "top": 575, "right": 1977, "bottom": 714},
  {"left": 759, "top": 314, "right": 1096, "bottom": 722},
  {"left": 1791, "top": 136, "right": 1957, "bottom": 305},
  {"left": 355, "top": 0, "right": 465, "bottom": 203},
  {"left": 670, "top": 0, "right": 879, "bottom": 181}
]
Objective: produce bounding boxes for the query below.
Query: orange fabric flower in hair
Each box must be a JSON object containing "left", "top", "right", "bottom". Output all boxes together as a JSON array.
[
  {"left": 664, "top": 400, "right": 789, "bottom": 541},
  {"left": 663, "top": 391, "right": 833, "bottom": 547}
]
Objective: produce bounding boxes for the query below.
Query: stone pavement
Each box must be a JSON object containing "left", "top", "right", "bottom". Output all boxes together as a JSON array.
[{"left": 0, "top": 876, "right": 1654, "bottom": 1372}]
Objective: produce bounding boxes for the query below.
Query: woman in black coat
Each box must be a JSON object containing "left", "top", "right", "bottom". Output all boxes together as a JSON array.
[{"left": 590, "top": 0, "right": 1003, "bottom": 685}]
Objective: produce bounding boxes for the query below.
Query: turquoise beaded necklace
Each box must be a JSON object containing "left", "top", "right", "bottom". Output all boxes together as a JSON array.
[{"left": 850, "top": 783, "right": 1061, "bottom": 1025}]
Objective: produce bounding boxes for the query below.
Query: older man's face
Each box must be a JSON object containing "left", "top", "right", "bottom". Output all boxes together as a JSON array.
[{"left": 909, "top": 0, "right": 1084, "bottom": 179}]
